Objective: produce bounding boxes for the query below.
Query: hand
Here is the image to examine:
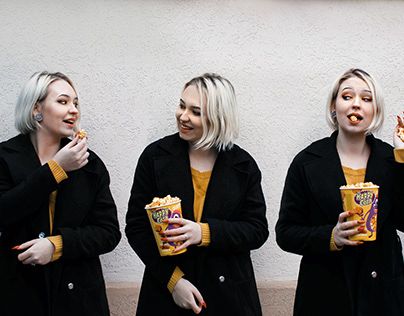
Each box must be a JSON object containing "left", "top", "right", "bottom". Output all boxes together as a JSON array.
[
  {"left": 53, "top": 136, "right": 89, "bottom": 172},
  {"left": 162, "top": 218, "right": 202, "bottom": 252},
  {"left": 393, "top": 112, "right": 404, "bottom": 149},
  {"left": 172, "top": 278, "right": 206, "bottom": 314},
  {"left": 17, "top": 238, "right": 55, "bottom": 265},
  {"left": 333, "top": 211, "right": 364, "bottom": 247}
]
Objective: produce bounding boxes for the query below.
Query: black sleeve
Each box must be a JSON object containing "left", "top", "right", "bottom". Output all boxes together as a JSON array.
[
  {"left": 207, "top": 164, "right": 269, "bottom": 253},
  {"left": 58, "top": 158, "right": 121, "bottom": 259},
  {"left": 125, "top": 148, "right": 178, "bottom": 290},
  {"left": 275, "top": 157, "right": 334, "bottom": 256},
  {"left": 0, "top": 157, "right": 58, "bottom": 228}
]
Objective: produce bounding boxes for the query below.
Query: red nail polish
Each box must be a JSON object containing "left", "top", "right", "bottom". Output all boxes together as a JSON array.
[{"left": 12, "top": 245, "right": 20, "bottom": 250}]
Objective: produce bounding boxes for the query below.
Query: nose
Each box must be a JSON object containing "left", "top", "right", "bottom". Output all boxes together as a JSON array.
[
  {"left": 69, "top": 103, "right": 79, "bottom": 114},
  {"left": 179, "top": 109, "right": 190, "bottom": 122},
  {"left": 352, "top": 96, "right": 361, "bottom": 108}
]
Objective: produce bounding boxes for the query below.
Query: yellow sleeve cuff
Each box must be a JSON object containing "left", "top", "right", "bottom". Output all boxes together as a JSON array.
[
  {"left": 330, "top": 229, "right": 343, "bottom": 252},
  {"left": 167, "top": 266, "right": 185, "bottom": 293},
  {"left": 198, "top": 223, "right": 211, "bottom": 247},
  {"left": 394, "top": 149, "right": 404, "bottom": 163},
  {"left": 48, "top": 160, "right": 68, "bottom": 184},
  {"left": 47, "top": 235, "right": 63, "bottom": 261}
]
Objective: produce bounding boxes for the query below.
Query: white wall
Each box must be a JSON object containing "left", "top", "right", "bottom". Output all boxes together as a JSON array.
[{"left": 1, "top": 0, "right": 404, "bottom": 283}]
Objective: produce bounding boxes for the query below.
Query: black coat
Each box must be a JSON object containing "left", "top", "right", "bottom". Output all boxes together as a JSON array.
[
  {"left": 125, "top": 133, "right": 268, "bottom": 316},
  {"left": 276, "top": 131, "right": 404, "bottom": 316},
  {"left": 0, "top": 134, "right": 121, "bottom": 316}
]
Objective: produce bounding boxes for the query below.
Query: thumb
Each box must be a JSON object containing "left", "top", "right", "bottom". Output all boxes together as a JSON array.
[{"left": 66, "top": 136, "right": 79, "bottom": 148}]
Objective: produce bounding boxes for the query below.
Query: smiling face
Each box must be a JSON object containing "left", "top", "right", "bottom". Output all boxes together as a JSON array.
[
  {"left": 33, "top": 79, "right": 79, "bottom": 139},
  {"left": 175, "top": 85, "right": 205, "bottom": 144},
  {"left": 333, "top": 76, "right": 375, "bottom": 136}
]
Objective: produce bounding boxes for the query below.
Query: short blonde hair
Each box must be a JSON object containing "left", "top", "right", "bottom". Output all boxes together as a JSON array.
[
  {"left": 184, "top": 73, "right": 239, "bottom": 151},
  {"left": 15, "top": 71, "right": 77, "bottom": 134},
  {"left": 326, "top": 68, "right": 384, "bottom": 134}
]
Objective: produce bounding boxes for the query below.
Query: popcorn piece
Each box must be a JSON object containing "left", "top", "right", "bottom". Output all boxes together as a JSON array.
[
  {"left": 75, "top": 129, "right": 87, "bottom": 139},
  {"left": 349, "top": 115, "right": 358, "bottom": 122},
  {"left": 340, "top": 182, "right": 378, "bottom": 189},
  {"left": 145, "top": 195, "right": 181, "bottom": 208}
]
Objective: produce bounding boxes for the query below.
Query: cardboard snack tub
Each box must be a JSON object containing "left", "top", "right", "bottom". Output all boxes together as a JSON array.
[
  {"left": 340, "top": 182, "right": 379, "bottom": 241},
  {"left": 145, "top": 196, "right": 187, "bottom": 256}
]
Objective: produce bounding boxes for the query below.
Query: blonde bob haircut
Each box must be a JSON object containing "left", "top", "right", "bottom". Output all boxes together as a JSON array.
[
  {"left": 15, "top": 71, "right": 77, "bottom": 135},
  {"left": 184, "top": 73, "right": 239, "bottom": 151},
  {"left": 326, "top": 68, "right": 384, "bottom": 134}
]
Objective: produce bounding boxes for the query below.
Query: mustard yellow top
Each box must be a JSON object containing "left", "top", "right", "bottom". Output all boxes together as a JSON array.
[
  {"left": 167, "top": 167, "right": 212, "bottom": 293},
  {"left": 46, "top": 160, "right": 68, "bottom": 261}
]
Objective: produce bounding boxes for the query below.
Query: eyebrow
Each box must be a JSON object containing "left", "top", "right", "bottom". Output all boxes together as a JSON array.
[
  {"left": 180, "top": 98, "right": 200, "bottom": 109},
  {"left": 341, "top": 87, "right": 372, "bottom": 94},
  {"left": 58, "top": 93, "right": 78, "bottom": 101}
]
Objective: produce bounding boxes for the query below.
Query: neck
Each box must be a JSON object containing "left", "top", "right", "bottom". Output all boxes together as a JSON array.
[
  {"left": 336, "top": 129, "right": 370, "bottom": 169},
  {"left": 30, "top": 132, "right": 61, "bottom": 164},
  {"left": 188, "top": 145, "right": 217, "bottom": 172}
]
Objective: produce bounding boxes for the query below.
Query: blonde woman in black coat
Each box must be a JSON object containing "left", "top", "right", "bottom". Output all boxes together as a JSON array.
[
  {"left": 276, "top": 68, "right": 404, "bottom": 316},
  {"left": 126, "top": 73, "right": 268, "bottom": 315},
  {"left": 0, "top": 72, "right": 121, "bottom": 316}
]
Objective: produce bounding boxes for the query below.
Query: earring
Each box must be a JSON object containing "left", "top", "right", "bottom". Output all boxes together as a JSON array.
[
  {"left": 331, "top": 111, "right": 336, "bottom": 120},
  {"left": 34, "top": 113, "right": 43, "bottom": 122}
]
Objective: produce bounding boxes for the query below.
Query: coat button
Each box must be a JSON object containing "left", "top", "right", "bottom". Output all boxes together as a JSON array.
[
  {"left": 38, "top": 232, "right": 45, "bottom": 238},
  {"left": 67, "top": 283, "right": 74, "bottom": 290},
  {"left": 371, "top": 271, "right": 377, "bottom": 278},
  {"left": 219, "top": 276, "right": 225, "bottom": 282}
]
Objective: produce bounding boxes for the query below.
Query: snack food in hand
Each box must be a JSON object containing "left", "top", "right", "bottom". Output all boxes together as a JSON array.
[
  {"left": 340, "top": 182, "right": 379, "bottom": 241},
  {"left": 75, "top": 129, "right": 87, "bottom": 139},
  {"left": 397, "top": 115, "right": 404, "bottom": 142},
  {"left": 145, "top": 195, "right": 186, "bottom": 256}
]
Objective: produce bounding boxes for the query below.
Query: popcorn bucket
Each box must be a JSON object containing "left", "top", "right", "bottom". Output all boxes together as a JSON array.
[
  {"left": 145, "top": 196, "right": 187, "bottom": 256},
  {"left": 340, "top": 183, "right": 379, "bottom": 241}
]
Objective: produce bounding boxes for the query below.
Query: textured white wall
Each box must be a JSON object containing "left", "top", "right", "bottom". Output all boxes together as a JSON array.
[{"left": 1, "top": 0, "right": 404, "bottom": 284}]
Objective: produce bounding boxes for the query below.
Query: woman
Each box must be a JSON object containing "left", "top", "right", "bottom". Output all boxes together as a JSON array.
[
  {"left": 276, "top": 68, "right": 404, "bottom": 315},
  {"left": 0, "top": 71, "right": 121, "bottom": 316},
  {"left": 126, "top": 73, "right": 268, "bottom": 315}
]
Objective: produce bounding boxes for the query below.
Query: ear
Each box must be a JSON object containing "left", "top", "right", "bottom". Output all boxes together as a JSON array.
[{"left": 33, "top": 102, "right": 42, "bottom": 115}]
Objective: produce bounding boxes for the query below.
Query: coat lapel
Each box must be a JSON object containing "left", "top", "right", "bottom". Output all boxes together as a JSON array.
[
  {"left": 304, "top": 132, "right": 347, "bottom": 222},
  {"left": 153, "top": 136, "right": 195, "bottom": 221}
]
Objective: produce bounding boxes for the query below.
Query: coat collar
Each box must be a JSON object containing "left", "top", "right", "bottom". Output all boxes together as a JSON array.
[{"left": 153, "top": 133, "right": 251, "bottom": 220}]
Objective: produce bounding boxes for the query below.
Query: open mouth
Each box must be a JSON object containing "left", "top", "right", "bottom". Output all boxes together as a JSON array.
[
  {"left": 347, "top": 113, "right": 363, "bottom": 122},
  {"left": 63, "top": 119, "right": 76, "bottom": 127}
]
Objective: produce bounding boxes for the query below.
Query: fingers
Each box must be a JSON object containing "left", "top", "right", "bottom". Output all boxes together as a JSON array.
[
  {"left": 18, "top": 239, "right": 38, "bottom": 250},
  {"left": 191, "top": 286, "right": 205, "bottom": 311},
  {"left": 338, "top": 211, "right": 352, "bottom": 223}
]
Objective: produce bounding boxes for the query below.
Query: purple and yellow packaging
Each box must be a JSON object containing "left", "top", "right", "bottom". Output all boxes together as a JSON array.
[
  {"left": 145, "top": 196, "right": 187, "bottom": 256},
  {"left": 340, "top": 183, "right": 379, "bottom": 241}
]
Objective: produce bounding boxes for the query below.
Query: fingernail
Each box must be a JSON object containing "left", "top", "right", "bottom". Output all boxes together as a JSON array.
[
  {"left": 357, "top": 227, "right": 365, "bottom": 232},
  {"left": 357, "top": 241, "right": 364, "bottom": 245},
  {"left": 161, "top": 237, "right": 168, "bottom": 242},
  {"left": 348, "top": 211, "right": 353, "bottom": 216},
  {"left": 358, "top": 220, "right": 365, "bottom": 224},
  {"left": 162, "top": 219, "right": 169, "bottom": 223},
  {"left": 12, "top": 245, "right": 20, "bottom": 250},
  {"left": 202, "top": 301, "right": 207, "bottom": 308}
]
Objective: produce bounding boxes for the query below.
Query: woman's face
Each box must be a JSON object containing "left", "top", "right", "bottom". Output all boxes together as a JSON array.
[
  {"left": 175, "top": 85, "right": 205, "bottom": 144},
  {"left": 34, "top": 79, "right": 79, "bottom": 139},
  {"left": 334, "top": 76, "right": 375, "bottom": 135}
]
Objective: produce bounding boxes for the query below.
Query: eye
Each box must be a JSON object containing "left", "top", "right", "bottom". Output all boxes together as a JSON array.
[
  {"left": 179, "top": 103, "right": 185, "bottom": 109},
  {"left": 193, "top": 110, "right": 201, "bottom": 116},
  {"left": 363, "top": 97, "right": 372, "bottom": 102},
  {"left": 342, "top": 95, "right": 352, "bottom": 101},
  {"left": 58, "top": 100, "right": 67, "bottom": 105}
]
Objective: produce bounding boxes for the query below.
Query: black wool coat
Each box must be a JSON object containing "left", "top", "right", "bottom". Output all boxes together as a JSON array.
[
  {"left": 276, "top": 131, "right": 404, "bottom": 316},
  {"left": 126, "top": 133, "right": 269, "bottom": 316},
  {"left": 0, "top": 134, "right": 121, "bottom": 316}
]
